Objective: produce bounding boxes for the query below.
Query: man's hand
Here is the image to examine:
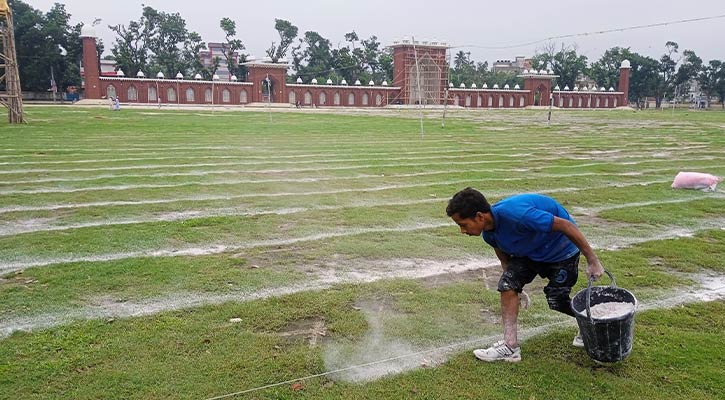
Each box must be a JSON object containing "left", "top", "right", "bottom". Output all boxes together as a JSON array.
[{"left": 586, "top": 258, "right": 604, "bottom": 280}]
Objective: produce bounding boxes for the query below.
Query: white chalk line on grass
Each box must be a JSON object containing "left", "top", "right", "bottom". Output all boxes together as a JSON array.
[
  {"left": 1, "top": 152, "right": 720, "bottom": 176},
  {"left": 0, "top": 257, "right": 501, "bottom": 339},
  {"left": 0, "top": 165, "right": 677, "bottom": 187},
  {"left": 0, "top": 222, "right": 452, "bottom": 272},
  {"left": 576, "top": 194, "right": 725, "bottom": 214},
  {"left": 0, "top": 211, "right": 717, "bottom": 274},
  {"left": 0, "top": 168, "right": 677, "bottom": 196},
  {"left": 0, "top": 179, "right": 671, "bottom": 215},
  {"left": 205, "top": 284, "right": 725, "bottom": 397},
  {"left": 2, "top": 146, "right": 718, "bottom": 167},
  {"left": 0, "top": 153, "right": 522, "bottom": 175},
  {"left": 1, "top": 185, "right": 717, "bottom": 237},
  {"left": 0, "top": 148, "right": 529, "bottom": 166}
]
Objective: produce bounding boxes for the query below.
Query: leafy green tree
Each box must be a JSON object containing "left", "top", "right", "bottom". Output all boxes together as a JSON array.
[
  {"left": 628, "top": 54, "right": 660, "bottom": 108},
  {"left": 219, "top": 17, "right": 245, "bottom": 80},
  {"left": 674, "top": 50, "right": 702, "bottom": 99},
  {"left": 697, "top": 60, "right": 724, "bottom": 108},
  {"left": 292, "top": 31, "right": 333, "bottom": 82},
  {"left": 589, "top": 47, "right": 638, "bottom": 90},
  {"left": 9, "top": 0, "right": 83, "bottom": 92},
  {"left": 109, "top": 20, "right": 149, "bottom": 78},
  {"left": 531, "top": 43, "right": 588, "bottom": 89},
  {"left": 653, "top": 41, "right": 679, "bottom": 108},
  {"left": 266, "top": 19, "right": 298, "bottom": 64}
]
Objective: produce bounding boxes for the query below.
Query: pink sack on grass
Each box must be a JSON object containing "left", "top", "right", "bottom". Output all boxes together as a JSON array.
[{"left": 671, "top": 172, "right": 721, "bottom": 191}]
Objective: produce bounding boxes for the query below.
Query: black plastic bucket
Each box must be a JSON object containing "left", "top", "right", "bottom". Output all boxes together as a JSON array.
[{"left": 571, "top": 270, "right": 637, "bottom": 363}]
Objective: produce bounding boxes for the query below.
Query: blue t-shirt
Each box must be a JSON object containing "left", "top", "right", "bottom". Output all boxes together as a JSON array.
[{"left": 482, "top": 194, "right": 579, "bottom": 262}]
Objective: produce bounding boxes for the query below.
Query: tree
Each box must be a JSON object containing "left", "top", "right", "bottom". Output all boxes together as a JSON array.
[
  {"left": 697, "top": 60, "right": 723, "bottom": 108},
  {"left": 266, "top": 19, "right": 298, "bottom": 63},
  {"left": 531, "top": 43, "right": 588, "bottom": 89},
  {"left": 293, "top": 31, "right": 333, "bottom": 82},
  {"left": 628, "top": 54, "right": 660, "bottom": 108},
  {"left": 219, "top": 17, "right": 245, "bottom": 80},
  {"left": 109, "top": 20, "right": 149, "bottom": 78},
  {"left": 674, "top": 50, "right": 702, "bottom": 99},
  {"left": 10, "top": 0, "right": 83, "bottom": 92},
  {"left": 589, "top": 47, "right": 637, "bottom": 90},
  {"left": 652, "top": 41, "right": 680, "bottom": 108}
]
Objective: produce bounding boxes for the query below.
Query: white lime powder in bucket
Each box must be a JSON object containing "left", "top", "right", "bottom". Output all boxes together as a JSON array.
[{"left": 580, "top": 301, "right": 635, "bottom": 319}]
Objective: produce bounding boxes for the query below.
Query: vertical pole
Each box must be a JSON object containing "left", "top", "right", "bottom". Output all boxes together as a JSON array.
[
  {"left": 547, "top": 91, "right": 553, "bottom": 126},
  {"left": 441, "top": 48, "right": 449, "bottom": 128}
]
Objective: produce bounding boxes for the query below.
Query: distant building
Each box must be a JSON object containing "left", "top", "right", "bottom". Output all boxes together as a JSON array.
[
  {"left": 491, "top": 56, "right": 531, "bottom": 74},
  {"left": 80, "top": 27, "right": 631, "bottom": 109},
  {"left": 200, "top": 43, "right": 240, "bottom": 81}
]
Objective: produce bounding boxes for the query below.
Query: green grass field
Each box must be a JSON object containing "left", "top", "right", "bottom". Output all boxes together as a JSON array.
[{"left": 1, "top": 106, "right": 723, "bottom": 399}]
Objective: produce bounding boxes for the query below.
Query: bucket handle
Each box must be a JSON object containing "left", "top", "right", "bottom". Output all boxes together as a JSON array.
[{"left": 585, "top": 269, "right": 616, "bottom": 321}]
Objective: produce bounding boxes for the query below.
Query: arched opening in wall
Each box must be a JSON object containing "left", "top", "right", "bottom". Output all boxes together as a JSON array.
[
  {"left": 304, "top": 91, "right": 312, "bottom": 105},
  {"left": 148, "top": 86, "right": 157, "bottom": 102},
  {"left": 519, "top": 96, "right": 525, "bottom": 107},
  {"left": 261, "top": 79, "right": 274, "bottom": 102},
  {"left": 509, "top": 96, "right": 514, "bottom": 107},
  {"left": 614, "top": 98, "right": 618, "bottom": 107},
  {"left": 534, "top": 90, "right": 541, "bottom": 106},
  {"left": 488, "top": 95, "right": 493, "bottom": 107},
  {"left": 106, "top": 85, "right": 117, "bottom": 99},
  {"left": 319, "top": 92, "right": 327, "bottom": 106},
  {"left": 558, "top": 96, "right": 564, "bottom": 107},
  {"left": 348, "top": 93, "right": 355, "bottom": 106},
  {"left": 465, "top": 95, "right": 471, "bottom": 107},
  {"left": 222, "top": 89, "right": 231, "bottom": 103},
  {"left": 477, "top": 95, "right": 482, "bottom": 107},
  {"left": 240, "top": 89, "right": 248, "bottom": 104},
  {"left": 596, "top": 97, "right": 600, "bottom": 108},
  {"left": 205, "top": 88, "right": 212, "bottom": 103},
  {"left": 498, "top": 95, "right": 504, "bottom": 107},
  {"left": 167, "top": 87, "right": 177, "bottom": 102},
  {"left": 334, "top": 92, "right": 341, "bottom": 105},
  {"left": 605, "top": 97, "right": 609, "bottom": 107},
  {"left": 568, "top": 97, "right": 573, "bottom": 108},
  {"left": 362, "top": 93, "right": 369, "bottom": 106},
  {"left": 453, "top": 94, "right": 460, "bottom": 105},
  {"left": 375, "top": 94, "right": 383, "bottom": 106},
  {"left": 587, "top": 97, "right": 592, "bottom": 108},
  {"left": 186, "top": 88, "right": 195, "bottom": 102},
  {"left": 289, "top": 91, "right": 296, "bottom": 104},
  {"left": 577, "top": 97, "right": 582, "bottom": 108},
  {"left": 407, "top": 53, "right": 443, "bottom": 105},
  {"left": 127, "top": 86, "right": 138, "bottom": 101}
]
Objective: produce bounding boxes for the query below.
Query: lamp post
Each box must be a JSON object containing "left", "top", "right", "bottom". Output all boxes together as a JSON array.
[{"left": 212, "top": 74, "right": 219, "bottom": 112}]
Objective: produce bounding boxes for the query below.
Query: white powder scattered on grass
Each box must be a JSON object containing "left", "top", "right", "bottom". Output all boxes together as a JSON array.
[{"left": 583, "top": 301, "right": 635, "bottom": 319}]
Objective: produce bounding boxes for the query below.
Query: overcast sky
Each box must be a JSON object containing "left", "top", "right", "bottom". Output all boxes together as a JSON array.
[{"left": 28, "top": 0, "right": 725, "bottom": 65}]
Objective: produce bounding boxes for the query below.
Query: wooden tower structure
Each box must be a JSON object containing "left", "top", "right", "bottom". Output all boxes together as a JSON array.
[{"left": 0, "top": 0, "right": 24, "bottom": 123}]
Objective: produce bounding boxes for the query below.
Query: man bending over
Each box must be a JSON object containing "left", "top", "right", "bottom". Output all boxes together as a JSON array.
[{"left": 446, "top": 188, "right": 604, "bottom": 362}]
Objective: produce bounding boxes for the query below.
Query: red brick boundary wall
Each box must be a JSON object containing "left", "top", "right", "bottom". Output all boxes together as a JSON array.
[{"left": 80, "top": 27, "right": 631, "bottom": 109}]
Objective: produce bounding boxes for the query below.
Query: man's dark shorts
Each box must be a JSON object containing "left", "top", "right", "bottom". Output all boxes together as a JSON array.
[{"left": 497, "top": 253, "right": 580, "bottom": 315}]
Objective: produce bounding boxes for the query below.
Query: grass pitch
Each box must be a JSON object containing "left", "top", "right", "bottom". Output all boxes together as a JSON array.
[{"left": 0, "top": 106, "right": 723, "bottom": 399}]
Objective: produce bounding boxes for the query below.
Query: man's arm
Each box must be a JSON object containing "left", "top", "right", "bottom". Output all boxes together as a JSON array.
[
  {"left": 494, "top": 248, "right": 510, "bottom": 270},
  {"left": 551, "top": 216, "right": 604, "bottom": 279}
]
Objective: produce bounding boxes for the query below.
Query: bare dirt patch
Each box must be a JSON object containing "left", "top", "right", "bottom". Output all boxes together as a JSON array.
[{"left": 277, "top": 316, "right": 328, "bottom": 347}]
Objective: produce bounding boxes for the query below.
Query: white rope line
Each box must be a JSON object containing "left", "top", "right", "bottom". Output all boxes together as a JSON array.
[
  {"left": 203, "top": 321, "right": 569, "bottom": 400},
  {"left": 204, "top": 284, "right": 725, "bottom": 399}
]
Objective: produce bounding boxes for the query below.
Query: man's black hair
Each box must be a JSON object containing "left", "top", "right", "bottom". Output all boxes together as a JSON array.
[{"left": 446, "top": 187, "right": 491, "bottom": 219}]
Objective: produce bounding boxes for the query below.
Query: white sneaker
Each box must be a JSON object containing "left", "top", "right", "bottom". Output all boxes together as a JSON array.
[
  {"left": 473, "top": 340, "right": 521, "bottom": 362},
  {"left": 573, "top": 333, "right": 584, "bottom": 348}
]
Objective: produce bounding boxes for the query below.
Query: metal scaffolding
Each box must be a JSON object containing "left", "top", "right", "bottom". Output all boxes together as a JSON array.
[
  {"left": 399, "top": 40, "right": 449, "bottom": 105},
  {"left": 0, "top": 0, "right": 24, "bottom": 123}
]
